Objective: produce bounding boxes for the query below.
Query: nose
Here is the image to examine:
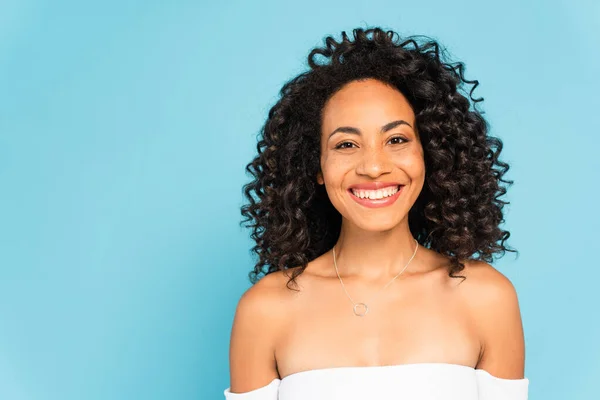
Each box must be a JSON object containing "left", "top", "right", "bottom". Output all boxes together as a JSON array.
[{"left": 355, "top": 146, "right": 393, "bottom": 178}]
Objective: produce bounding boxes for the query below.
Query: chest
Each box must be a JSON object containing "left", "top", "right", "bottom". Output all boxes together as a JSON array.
[{"left": 275, "top": 278, "right": 480, "bottom": 377}]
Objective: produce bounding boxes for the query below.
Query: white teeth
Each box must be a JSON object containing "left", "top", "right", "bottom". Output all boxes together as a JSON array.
[{"left": 351, "top": 186, "right": 400, "bottom": 200}]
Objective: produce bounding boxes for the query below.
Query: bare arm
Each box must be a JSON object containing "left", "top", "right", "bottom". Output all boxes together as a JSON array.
[
  {"left": 228, "top": 274, "right": 284, "bottom": 393},
  {"left": 465, "top": 261, "right": 526, "bottom": 379}
]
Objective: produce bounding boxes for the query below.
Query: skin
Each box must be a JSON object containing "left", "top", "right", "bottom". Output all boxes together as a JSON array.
[{"left": 228, "top": 78, "right": 526, "bottom": 393}]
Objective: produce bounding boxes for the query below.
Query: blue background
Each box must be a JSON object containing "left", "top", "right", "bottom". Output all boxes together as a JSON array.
[{"left": 1, "top": 1, "right": 598, "bottom": 399}]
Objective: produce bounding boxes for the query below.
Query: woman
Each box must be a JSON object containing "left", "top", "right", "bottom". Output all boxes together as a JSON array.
[{"left": 224, "top": 27, "right": 529, "bottom": 399}]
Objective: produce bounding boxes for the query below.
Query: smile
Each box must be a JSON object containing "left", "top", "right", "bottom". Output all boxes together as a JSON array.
[{"left": 348, "top": 184, "right": 404, "bottom": 208}]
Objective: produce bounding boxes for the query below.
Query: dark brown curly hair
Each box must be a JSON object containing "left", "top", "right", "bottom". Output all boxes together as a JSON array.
[{"left": 241, "top": 27, "right": 516, "bottom": 288}]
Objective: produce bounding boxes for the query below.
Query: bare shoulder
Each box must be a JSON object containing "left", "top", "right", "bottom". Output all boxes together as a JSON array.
[
  {"left": 235, "top": 266, "right": 308, "bottom": 321},
  {"left": 458, "top": 260, "right": 520, "bottom": 302},
  {"left": 228, "top": 270, "right": 295, "bottom": 393},
  {"left": 458, "top": 260, "right": 526, "bottom": 379}
]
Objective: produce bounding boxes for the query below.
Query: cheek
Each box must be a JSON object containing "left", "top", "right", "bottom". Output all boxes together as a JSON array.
[
  {"left": 320, "top": 151, "right": 351, "bottom": 185},
  {"left": 393, "top": 147, "right": 425, "bottom": 177}
]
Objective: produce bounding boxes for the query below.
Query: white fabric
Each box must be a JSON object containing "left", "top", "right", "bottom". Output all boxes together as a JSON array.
[{"left": 224, "top": 363, "right": 529, "bottom": 400}]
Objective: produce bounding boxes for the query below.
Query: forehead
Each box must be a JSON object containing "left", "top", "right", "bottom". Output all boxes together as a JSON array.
[{"left": 321, "top": 79, "right": 415, "bottom": 129}]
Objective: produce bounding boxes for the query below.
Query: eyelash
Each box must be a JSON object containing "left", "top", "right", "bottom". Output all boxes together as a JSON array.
[{"left": 334, "top": 136, "right": 407, "bottom": 149}]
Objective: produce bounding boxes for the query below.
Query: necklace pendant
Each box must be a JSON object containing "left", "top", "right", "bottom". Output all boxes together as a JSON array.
[{"left": 353, "top": 303, "right": 369, "bottom": 317}]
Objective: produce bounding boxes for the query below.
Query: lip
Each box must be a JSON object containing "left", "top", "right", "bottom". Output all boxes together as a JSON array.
[
  {"left": 348, "top": 184, "right": 404, "bottom": 209},
  {"left": 348, "top": 181, "right": 402, "bottom": 190}
]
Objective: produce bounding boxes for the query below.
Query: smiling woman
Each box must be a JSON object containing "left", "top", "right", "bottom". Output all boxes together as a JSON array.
[{"left": 226, "top": 27, "right": 528, "bottom": 399}]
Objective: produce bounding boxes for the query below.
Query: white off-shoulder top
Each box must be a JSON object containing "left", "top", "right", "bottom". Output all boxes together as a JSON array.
[{"left": 223, "top": 363, "right": 529, "bottom": 400}]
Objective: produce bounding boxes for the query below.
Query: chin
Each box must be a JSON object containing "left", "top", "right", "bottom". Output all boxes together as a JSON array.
[{"left": 347, "top": 213, "right": 407, "bottom": 233}]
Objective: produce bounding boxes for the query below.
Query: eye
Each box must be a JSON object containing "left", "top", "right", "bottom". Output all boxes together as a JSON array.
[
  {"left": 334, "top": 141, "right": 357, "bottom": 150},
  {"left": 388, "top": 136, "right": 408, "bottom": 145}
]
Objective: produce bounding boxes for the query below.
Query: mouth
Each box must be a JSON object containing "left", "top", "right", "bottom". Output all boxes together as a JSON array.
[{"left": 348, "top": 184, "right": 405, "bottom": 208}]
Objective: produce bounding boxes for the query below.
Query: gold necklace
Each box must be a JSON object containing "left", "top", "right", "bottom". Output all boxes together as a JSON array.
[{"left": 332, "top": 238, "right": 419, "bottom": 317}]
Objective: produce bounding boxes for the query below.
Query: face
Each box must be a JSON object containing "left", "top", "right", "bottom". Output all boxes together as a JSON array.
[{"left": 318, "top": 78, "right": 425, "bottom": 232}]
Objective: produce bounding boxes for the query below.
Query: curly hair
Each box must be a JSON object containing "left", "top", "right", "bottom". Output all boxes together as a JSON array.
[{"left": 241, "top": 27, "right": 516, "bottom": 288}]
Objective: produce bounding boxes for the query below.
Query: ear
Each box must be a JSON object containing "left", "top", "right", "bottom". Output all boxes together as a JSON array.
[{"left": 316, "top": 170, "right": 324, "bottom": 185}]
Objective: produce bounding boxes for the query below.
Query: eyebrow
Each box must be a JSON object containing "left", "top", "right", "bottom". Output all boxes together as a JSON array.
[{"left": 328, "top": 119, "right": 413, "bottom": 140}]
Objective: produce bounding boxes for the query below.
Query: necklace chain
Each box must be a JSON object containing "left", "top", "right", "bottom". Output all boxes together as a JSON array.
[{"left": 332, "top": 238, "right": 419, "bottom": 317}]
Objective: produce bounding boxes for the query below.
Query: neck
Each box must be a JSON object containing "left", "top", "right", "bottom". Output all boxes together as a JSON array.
[{"left": 333, "top": 217, "right": 420, "bottom": 281}]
